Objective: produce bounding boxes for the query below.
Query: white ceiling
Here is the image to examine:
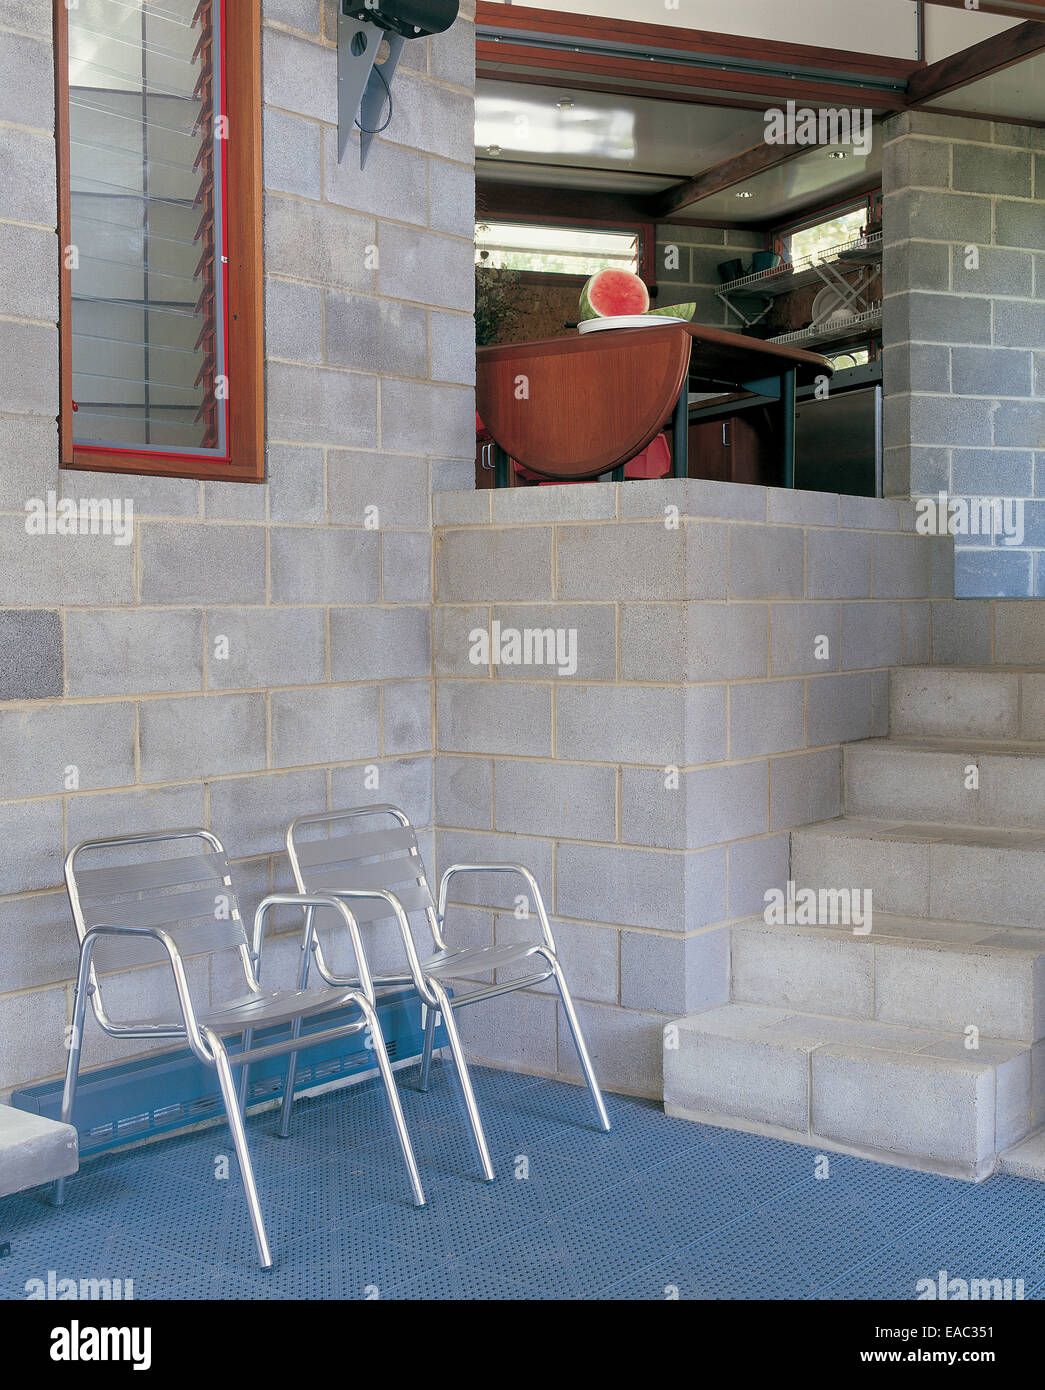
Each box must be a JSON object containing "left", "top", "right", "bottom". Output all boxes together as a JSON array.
[
  {"left": 693, "top": 133, "right": 883, "bottom": 222},
  {"left": 922, "top": 49, "right": 1045, "bottom": 121}
]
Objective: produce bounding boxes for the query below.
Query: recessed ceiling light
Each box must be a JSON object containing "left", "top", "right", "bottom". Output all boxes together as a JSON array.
[
  {"left": 557, "top": 97, "right": 574, "bottom": 110},
  {"left": 734, "top": 191, "right": 753, "bottom": 199},
  {"left": 827, "top": 150, "right": 849, "bottom": 159},
  {"left": 487, "top": 144, "right": 501, "bottom": 156}
]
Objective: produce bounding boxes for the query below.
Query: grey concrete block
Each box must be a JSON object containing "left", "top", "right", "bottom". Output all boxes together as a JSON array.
[
  {"left": 428, "top": 159, "right": 476, "bottom": 238},
  {"left": 486, "top": 604, "right": 616, "bottom": 681},
  {"left": 0, "top": 988, "right": 68, "bottom": 1091},
  {"left": 876, "top": 942, "right": 1043, "bottom": 1042},
  {"left": 494, "top": 759, "right": 616, "bottom": 841},
  {"left": 994, "top": 402, "right": 1045, "bottom": 450},
  {"left": 558, "top": 999, "right": 664, "bottom": 1097},
  {"left": 264, "top": 277, "right": 323, "bottom": 363},
  {"left": 66, "top": 608, "right": 202, "bottom": 698},
  {"left": 270, "top": 526, "right": 379, "bottom": 604},
  {"left": 806, "top": 531, "right": 871, "bottom": 598},
  {"left": 891, "top": 667, "right": 1018, "bottom": 739},
  {"left": 806, "top": 672, "right": 873, "bottom": 747},
  {"left": 206, "top": 607, "right": 326, "bottom": 689},
  {"left": 688, "top": 759, "right": 769, "bottom": 848},
  {"left": 872, "top": 668, "right": 890, "bottom": 737},
  {"left": 263, "top": 194, "right": 375, "bottom": 290},
  {"left": 325, "top": 291, "right": 428, "bottom": 377},
  {"left": 268, "top": 445, "right": 325, "bottom": 524},
  {"left": 209, "top": 768, "right": 327, "bottom": 859},
  {"left": 557, "top": 841, "right": 685, "bottom": 931},
  {"left": 995, "top": 198, "right": 1045, "bottom": 250},
  {"left": 733, "top": 922, "right": 874, "bottom": 1018},
  {"left": 0, "top": 798, "right": 63, "bottom": 894},
  {"left": 497, "top": 914, "right": 617, "bottom": 1005},
  {"left": 620, "top": 766, "right": 689, "bottom": 850},
  {"left": 264, "top": 0, "right": 322, "bottom": 35},
  {"left": 330, "top": 755, "right": 432, "bottom": 830},
  {"left": 728, "top": 524, "right": 804, "bottom": 599},
  {"left": 912, "top": 395, "right": 994, "bottom": 447},
  {"left": 729, "top": 679, "right": 804, "bottom": 759},
  {"left": 430, "top": 311, "right": 476, "bottom": 386},
  {"left": 952, "top": 247, "right": 1033, "bottom": 299},
  {"left": 271, "top": 684, "right": 380, "bottom": 767},
  {"left": 437, "top": 526, "right": 551, "bottom": 603},
  {"left": 557, "top": 522, "right": 728, "bottom": 601},
  {"left": 882, "top": 135, "right": 951, "bottom": 190},
  {"left": 620, "top": 602, "right": 684, "bottom": 681},
  {"left": 382, "top": 680, "right": 430, "bottom": 755},
  {"left": 432, "top": 490, "right": 491, "bottom": 525},
  {"left": 952, "top": 447, "right": 1032, "bottom": 498},
  {"left": 267, "top": 361, "right": 378, "bottom": 448},
  {"left": 885, "top": 188, "right": 992, "bottom": 246},
  {"left": 687, "top": 604, "right": 769, "bottom": 681},
  {"left": 65, "top": 783, "right": 206, "bottom": 855},
  {"left": 61, "top": 469, "right": 200, "bottom": 520},
  {"left": 330, "top": 605, "right": 430, "bottom": 681},
  {"left": 139, "top": 694, "right": 265, "bottom": 782},
  {"left": 0, "top": 890, "right": 77, "bottom": 998},
  {"left": 0, "top": 28, "right": 52, "bottom": 132},
  {"left": 930, "top": 839, "right": 1045, "bottom": 929},
  {"left": 432, "top": 604, "right": 488, "bottom": 677},
  {"left": 846, "top": 741, "right": 973, "bottom": 825},
  {"left": 377, "top": 223, "right": 473, "bottom": 312},
  {"left": 792, "top": 823, "right": 930, "bottom": 918},
  {"left": 0, "top": 222, "right": 57, "bottom": 322},
  {"left": 994, "top": 601, "right": 1045, "bottom": 663},
  {"left": 383, "top": 531, "right": 432, "bottom": 603},
  {"left": 684, "top": 685, "right": 729, "bottom": 764},
  {"left": 262, "top": 107, "right": 321, "bottom": 199},
  {"left": 840, "top": 602, "right": 902, "bottom": 670},
  {"left": 434, "top": 755, "right": 492, "bottom": 830},
  {"left": 140, "top": 524, "right": 266, "bottom": 605},
  {"left": 0, "top": 416, "right": 58, "bottom": 510},
  {"left": 767, "top": 488, "right": 839, "bottom": 527},
  {"left": 0, "top": 1103, "right": 77, "bottom": 1197},
  {"left": 621, "top": 477, "right": 766, "bottom": 522},
  {"left": 0, "top": 609, "right": 61, "bottom": 700},
  {"left": 994, "top": 300, "right": 1045, "bottom": 350},
  {"left": 0, "top": 515, "right": 135, "bottom": 607},
  {"left": 883, "top": 342, "right": 950, "bottom": 396},
  {"left": 930, "top": 599, "right": 991, "bottom": 665},
  {"left": 380, "top": 378, "right": 474, "bottom": 457},
  {"left": 491, "top": 484, "right": 616, "bottom": 523},
  {"left": 435, "top": 827, "right": 553, "bottom": 911},
  {"left": 953, "top": 142, "right": 1032, "bottom": 196},
  {"left": 901, "top": 600, "right": 931, "bottom": 665},
  {"left": 769, "top": 602, "right": 840, "bottom": 676},
  {"left": 872, "top": 532, "right": 930, "bottom": 598},
  {"left": 0, "top": 321, "right": 58, "bottom": 414},
  {"left": 327, "top": 451, "right": 429, "bottom": 528},
  {"left": 456, "top": 987, "right": 559, "bottom": 1074},
  {"left": 839, "top": 496, "right": 901, "bottom": 531},
  {"left": 770, "top": 748, "right": 840, "bottom": 830},
  {"left": 557, "top": 684, "right": 686, "bottom": 765},
  {"left": 323, "top": 127, "right": 429, "bottom": 226},
  {"left": 385, "top": 69, "right": 474, "bottom": 164},
  {"left": 202, "top": 480, "right": 267, "bottom": 523},
  {"left": 727, "top": 833, "right": 790, "bottom": 919},
  {"left": 261, "top": 28, "right": 335, "bottom": 121},
  {"left": 0, "top": 702, "right": 135, "bottom": 798},
  {"left": 437, "top": 681, "right": 552, "bottom": 757},
  {"left": 684, "top": 846, "right": 729, "bottom": 927}
]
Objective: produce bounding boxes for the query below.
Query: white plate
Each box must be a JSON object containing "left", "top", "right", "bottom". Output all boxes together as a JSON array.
[{"left": 577, "top": 314, "right": 685, "bottom": 334}]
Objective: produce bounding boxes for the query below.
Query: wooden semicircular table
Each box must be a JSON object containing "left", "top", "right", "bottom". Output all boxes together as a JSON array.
[{"left": 477, "top": 320, "right": 834, "bottom": 487}]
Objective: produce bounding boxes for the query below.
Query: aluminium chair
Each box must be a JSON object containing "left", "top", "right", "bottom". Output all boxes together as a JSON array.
[
  {"left": 283, "top": 804, "right": 611, "bottom": 1179},
  {"left": 54, "top": 827, "right": 425, "bottom": 1269}
]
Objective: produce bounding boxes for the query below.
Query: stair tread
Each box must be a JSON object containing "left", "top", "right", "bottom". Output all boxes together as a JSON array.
[
  {"left": 1000, "top": 1130, "right": 1045, "bottom": 1181},
  {"left": 854, "top": 736, "right": 1045, "bottom": 757},
  {"left": 795, "top": 815, "right": 1045, "bottom": 849},
  {"left": 0, "top": 1104, "right": 78, "bottom": 1199},
  {"left": 732, "top": 912, "right": 1045, "bottom": 955}
]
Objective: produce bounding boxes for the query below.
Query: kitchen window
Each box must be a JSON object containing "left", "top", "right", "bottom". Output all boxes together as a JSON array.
[{"left": 56, "top": 0, "right": 263, "bottom": 482}]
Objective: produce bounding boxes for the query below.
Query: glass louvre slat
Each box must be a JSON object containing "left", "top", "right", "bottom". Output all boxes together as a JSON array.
[{"left": 69, "top": 0, "right": 226, "bottom": 457}]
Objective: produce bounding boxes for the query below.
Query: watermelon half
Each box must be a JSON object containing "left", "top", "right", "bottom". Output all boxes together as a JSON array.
[
  {"left": 579, "top": 268, "right": 650, "bottom": 321},
  {"left": 646, "top": 301, "right": 697, "bottom": 321}
]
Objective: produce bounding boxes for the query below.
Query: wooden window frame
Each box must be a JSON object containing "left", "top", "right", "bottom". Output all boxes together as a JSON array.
[{"left": 55, "top": 0, "right": 264, "bottom": 484}]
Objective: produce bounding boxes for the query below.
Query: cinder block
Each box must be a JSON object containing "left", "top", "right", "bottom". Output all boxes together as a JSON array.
[
  {"left": 261, "top": 28, "right": 334, "bottom": 120},
  {"left": 267, "top": 362, "right": 378, "bottom": 448},
  {"left": 206, "top": 607, "right": 325, "bottom": 689},
  {"left": 0, "top": 702, "right": 135, "bottom": 798},
  {"left": 65, "top": 784, "right": 206, "bottom": 854},
  {"left": 61, "top": 468, "right": 199, "bottom": 520},
  {"left": 0, "top": 609, "right": 61, "bottom": 699},
  {"left": 806, "top": 531, "right": 871, "bottom": 598},
  {"left": 767, "top": 488, "right": 839, "bottom": 527},
  {"left": 839, "top": 495, "right": 901, "bottom": 531},
  {"left": 619, "top": 477, "right": 765, "bottom": 522},
  {"left": 0, "top": 799, "right": 63, "bottom": 895},
  {"left": 139, "top": 694, "right": 266, "bottom": 782},
  {"left": 727, "top": 833, "right": 790, "bottom": 919},
  {"left": 435, "top": 828, "right": 553, "bottom": 911},
  {"left": 621, "top": 924, "right": 729, "bottom": 1014},
  {"left": 66, "top": 609, "right": 202, "bottom": 697},
  {"left": 688, "top": 760, "right": 769, "bottom": 848},
  {"left": 264, "top": 277, "right": 323, "bottom": 363},
  {"left": 769, "top": 602, "right": 840, "bottom": 676},
  {"left": 0, "top": 987, "right": 68, "bottom": 1090},
  {"left": 557, "top": 522, "right": 692, "bottom": 601},
  {"left": 381, "top": 378, "right": 476, "bottom": 459},
  {"left": 330, "top": 605, "right": 430, "bottom": 681},
  {"left": 882, "top": 135, "right": 951, "bottom": 190},
  {"left": 329, "top": 449, "right": 431, "bottom": 529},
  {"left": 434, "top": 755, "right": 492, "bottom": 830},
  {"left": 732, "top": 922, "right": 874, "bottom": 1018},
  {"left": 489, "top": 603, "right": 616, "bottom": 681},
  {"left": 271, "top": 684, "right": 381, "bottom": 768},
  {"left": 428, "top": 158, "right": 476, "bottom": 238},
  {"left": 729, "top": 679, "right": 804, "bottom": 759},
  {"left": 325, "top": 291, "right": 428, "bottom": 377},
  {"left": 437, "top": 681, "right": 551, "bottom": 757},
  {"left": 792, "top": 823, "right": 930, "bottom": 918},
  {"left": 991, "top": 300, "right": 1045, "bottom": 350},
  {"left": 329, "top": 756, "right": 432, "bottom": 830},
  {"left": 0, "top": 891, "right": 76, "bottom": 997},
  {"left": 497, "top": 914, "right": 618, "bottom": 1005},
  {"left": 323, "top": 127, "right": 429, "bottom": 226},
  {"left": 385, "top": 70, "right": 475, "bottom": 163},
  {"left": 840, "top": 601, "right": 902, "bottom": 670},
  {"left": 0, "top": 416, "right": 58, "bottom": 511},
  {"left": 268, "top": 445, "right": 325, "bottom": 524},
  {"left": 430, "top": 311, "right": 476, "bottom": 386},
  {"left": 890, "top": 667, "right": 1018, "bottom": 739},
  {"left": 557, "top": 684, "right": 686, "bottom": 764},
  {"left": 377, "top": 223, "right": 473, "bottom": 312},
  {"left": 871, "top": 532, "right": 930, "bottom": 598},
  {"left": 806, "top": 672, "right": 873, "bottom": 747},
  {"left": 684, "top": 685, "right": 729, "bottom": 764},
  {"left": 885, "top": 188, "right": 992, "bottom": 247},
  {"left": 432, "top": 605, "right": 489, "bottom": 677},
  {"left": 621, "top": 602, "right": 685, "bottom": 681},
  {"left": 455, "top": 987, "right": 559, "bottom": 1074},
  {"left": 930, "top": 599, "right": 991, "bottom": 665},
  {"left": 140, "top": 524, "right": 266, "bottom": 605},
  {"left": 269, "top": 526, "right": 379, "bottom": 604},
  {"left": 875, "top": 941, "right": 1044, "bottom": 1042},
  {"left": 769, "top": 748, "right": 840, "bottom": 830},
  {"left": 0, "top": 124, "right": 54, "bottom": 228},
  {"left": 0, "top": 321, "right": 58, "bottom": 415},
  {"left": 953, "top": 142, "right": 1032, "bottom": 197},
  {"left": 994, "top": 601, "right": 1045, "bottom": 663},
  {"left": 493, "top": 759, "right": 616, "bottom": 841},
  {"left": 202, "top": 480, "right": 267, "bottom": 523},
  {"left": 263, "top": 194, "right": 375, "bottom": 290},
  {"left": 381, "top": 680, "right": 430, "bottom": 756},
  {"left": 620, "top": 766, "right": 689, "bottom": 850},
  {"left": 556, "top": 841, "right": 685, "bottom": 930},
  {"left": 262, "top": 107, "right": 321, "bottom": 199},
  {"left": 383, "top": 531, "right": 432, "bottom": 603},
  {"left": 438, "top": 526, "right": 555, "bottom": 604},
  {"left": 0, "top": 28, "right": 52, "bottom": 132},
  {"left": 558, "top": 998, "right": 665, "bottom": 1096},
  {"left": 687, "top": 604, "right": 768, "bottom": 680},
  {"left": 0, "top": 222, "right": 57, "bottom": 322},
  {"left": 728, "top": 524, "right": 804, "bottom": 599},
  {"left": 491, "top": 483, "right": 616, "bottom": 523},
  {"left": 208, "top": 768, "right": 327, "bottom": 859}
]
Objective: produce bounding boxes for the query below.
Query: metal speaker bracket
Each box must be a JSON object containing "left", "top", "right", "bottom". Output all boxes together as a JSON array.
[{"left": 337, "top": 11, "right": 406, "bottom": 167}]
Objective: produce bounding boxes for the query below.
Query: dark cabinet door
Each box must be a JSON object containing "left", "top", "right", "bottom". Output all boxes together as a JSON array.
[{"left": 687, "top": 407, "right": 778, "bottom": 486}]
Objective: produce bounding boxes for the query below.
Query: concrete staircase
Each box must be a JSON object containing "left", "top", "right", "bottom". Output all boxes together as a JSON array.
[{"left": 665, "top": 666, "right": 1045, "bottom": 1182}]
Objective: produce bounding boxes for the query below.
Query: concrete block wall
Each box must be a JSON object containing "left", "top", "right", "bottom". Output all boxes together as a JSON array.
[
  {"left": 654, "top": 224, "right": 763, "bottom": 327},
  {"left": 882, "top": 110, "right": 1045, "bottom": 598},
  {"left": 432, "top": 478, "right": 956, "bottom": 1098},
  {"left": 0, "top": 0, "right": 476, "bottom": 1096}
]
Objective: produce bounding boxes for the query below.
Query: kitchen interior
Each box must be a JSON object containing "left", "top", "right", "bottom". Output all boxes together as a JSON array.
[{"left": 470, "top": 0, "right": 1044, "bottom": 497}]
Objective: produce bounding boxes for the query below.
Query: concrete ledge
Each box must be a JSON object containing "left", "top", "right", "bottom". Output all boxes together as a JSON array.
[{"left": 0, "top": 1103, "right": 78, "bottom": 1198}]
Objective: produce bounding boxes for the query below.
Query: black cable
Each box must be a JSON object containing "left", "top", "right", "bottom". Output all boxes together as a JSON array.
[{"left": 355, "top": 62, "right": 393, "bottom": 135}]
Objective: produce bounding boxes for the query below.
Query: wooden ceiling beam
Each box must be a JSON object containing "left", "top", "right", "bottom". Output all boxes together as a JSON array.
[{"left": 907, "top": 18, "right": 1045, "bottom": 103}]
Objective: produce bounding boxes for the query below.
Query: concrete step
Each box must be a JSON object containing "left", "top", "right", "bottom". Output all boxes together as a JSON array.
[
  {"left": 791, "top": 816, "right": 1045, "bottom": 928},
  {"left": 663, "top": 1001, "right": 1035, "bottom": 1180},
  {"left": 1000, "top": 1129, "right": 1045, "bottom": 1181},
  {"left": 891, "top": 666, "right": 1045, "bottom": 742},
  {"left": 731, "top": 915, "right": 1045, "bottom": 1042},
  {"left": 845, "top": 736, "right": 1045, "bottom": 830},
  {"left": 0, "top": 1103, "right": 78, "bottom": 1198}
]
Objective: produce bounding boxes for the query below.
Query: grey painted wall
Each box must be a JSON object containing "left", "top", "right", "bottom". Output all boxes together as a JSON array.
[{"left": 882, "top": 110, "right": 1045, "bottom": 598}]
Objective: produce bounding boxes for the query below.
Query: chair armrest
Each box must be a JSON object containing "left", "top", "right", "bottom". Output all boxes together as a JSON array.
[
  {"left": 79, "top": 924, "right": 210, "bottom": 1065},
  {"left": 436, "top": 864, "right": 556, "bottom": 952},
  {"left": 319, "top": 887, "right": 439, "bottom": 1007},
  {"left": 252, "top": 893, "right": 376, "bottom": 1005}
]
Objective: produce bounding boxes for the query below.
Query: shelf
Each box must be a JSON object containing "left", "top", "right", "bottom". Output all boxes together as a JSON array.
[
  {"left": 767, "top": 304, "right": 882, "bottom": 352},
  {"left": 718, "top": 230, "right": 883, "bottom": 298}
]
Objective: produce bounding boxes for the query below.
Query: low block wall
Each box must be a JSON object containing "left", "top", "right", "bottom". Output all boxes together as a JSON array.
[{"left": 432, "top": 478, "right": 959, "bottom": 1097}]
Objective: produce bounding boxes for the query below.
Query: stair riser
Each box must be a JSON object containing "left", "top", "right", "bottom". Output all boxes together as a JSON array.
[
  {"left": 731, "top": 924, "right": 1045, "bottom": 1042},
  {"left": 792, "top": 829, "right": 1045, "bottom": 929},
  {"left": 890, "top": 669, "right": 1028, "bottom": 740},
  {"left": 846, "top": 743, "right": 1045, "bottom": 830}
]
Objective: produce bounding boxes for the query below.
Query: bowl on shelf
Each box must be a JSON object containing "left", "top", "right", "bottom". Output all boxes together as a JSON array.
[
  {"left": 717, "top": 258, "right": 745, "bottom": 283},
  {"left": 752, "top": 251, "right": 783, "bottom": 273}
]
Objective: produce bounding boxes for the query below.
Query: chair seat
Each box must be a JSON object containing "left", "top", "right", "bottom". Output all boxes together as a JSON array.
[
  {"left": 422, "top": 940, "right": 549, "bottom": 979},
  {"left": 124, "top": 984, "right": 364, "bottom": 1035}
]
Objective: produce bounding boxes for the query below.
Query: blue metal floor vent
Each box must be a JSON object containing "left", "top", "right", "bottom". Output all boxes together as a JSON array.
[{"left": 11, "top": 987, "right": 445, "bottom": 1159}]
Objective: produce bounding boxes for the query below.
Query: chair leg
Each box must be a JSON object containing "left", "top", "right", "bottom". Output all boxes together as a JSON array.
[
  {"left": 357, "top": 997, "right": 425, "bottom": 1208},
  {"left": 51, "top": 959, "right": 90, "bottom": 1207},
  {"left": 237, "top": 1029, "right": 254, "bottom": 1112},
  {"left": 418, "top": 1003, "right": 437, "bottom": 1092},
  {"left": 277, "top": 1019, "right": 303, "bottom": 1139},
  {"left": 429, "top": 980, "right": 495, "bottom": 1182},
  {"left": 207, "top": 1028, "right": 273, "bottom": 1270},
  {"left": 546, "top": 953, "right": 611, "bottom": 1132}
]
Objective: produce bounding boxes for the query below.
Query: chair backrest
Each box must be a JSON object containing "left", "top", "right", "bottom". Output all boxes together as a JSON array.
[
  {"left": 65, "top": 829, "right": 251, "bottom": 1018},
  {"left": 286, "top": 806, "right": 440, "bottom": 971}
]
